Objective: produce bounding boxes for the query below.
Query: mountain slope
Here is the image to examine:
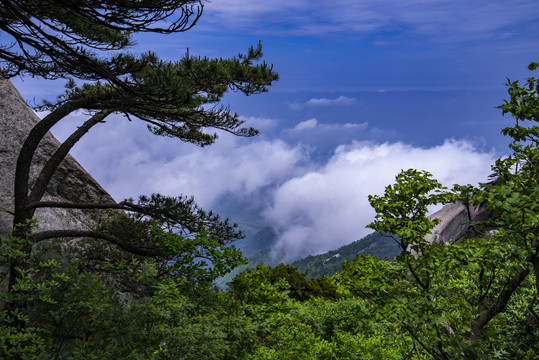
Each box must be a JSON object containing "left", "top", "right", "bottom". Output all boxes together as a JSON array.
[{"left": 291, "top": 232, "right": 400, "bottom": 278}]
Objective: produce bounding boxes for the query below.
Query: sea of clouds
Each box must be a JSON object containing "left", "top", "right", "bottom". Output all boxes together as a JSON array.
[{"left": 49, "top": 111, "right": 496, "bottom": 259}]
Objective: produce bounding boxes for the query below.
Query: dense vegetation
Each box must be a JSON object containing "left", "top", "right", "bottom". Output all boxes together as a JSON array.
[{"left": 1, "top": 2, "right": 538, "bottom": 358}]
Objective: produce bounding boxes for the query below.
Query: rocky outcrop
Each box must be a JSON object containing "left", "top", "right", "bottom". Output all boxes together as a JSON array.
[
  {"left": 425, "top": 202, "right": 490, "bottom": 244},
  {"left": 0, "top": 79, "right": 114, "bottom": 237}
]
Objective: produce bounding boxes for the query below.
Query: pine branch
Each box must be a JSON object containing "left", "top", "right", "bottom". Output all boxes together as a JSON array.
[{"left": 32, "top": 229, "right": 163, "bottom": 257}]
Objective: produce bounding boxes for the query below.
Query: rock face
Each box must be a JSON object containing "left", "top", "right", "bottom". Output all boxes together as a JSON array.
[
  {"left": 0, "top": 79, "right": 114, "bottom": 237},
  {"left": 425, "top": 202, "right": 490, "bottom": 244}
]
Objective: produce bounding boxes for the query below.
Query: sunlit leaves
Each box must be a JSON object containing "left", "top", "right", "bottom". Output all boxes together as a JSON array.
[
  {"left": 359, "top": 63, "right": 539, "bottom": 356},
  {"left": 368, "top": 169, "right": 456, "bottom": 251}
]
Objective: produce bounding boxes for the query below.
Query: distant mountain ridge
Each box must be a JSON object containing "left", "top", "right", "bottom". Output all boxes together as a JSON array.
[
  {"left": 215, "top": 229, "right": 400, "bottom": 289},
  {"left": 291, "top": 232, "right": 400, "bottom": 278}
]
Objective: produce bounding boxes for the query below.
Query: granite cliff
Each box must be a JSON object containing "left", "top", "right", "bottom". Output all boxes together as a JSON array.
[{"left": 0, "top": 79, "right": 114, "bottom": 238}]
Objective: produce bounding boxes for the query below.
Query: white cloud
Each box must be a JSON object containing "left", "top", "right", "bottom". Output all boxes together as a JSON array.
[
  {"left": 263, "top": 140, "right": 496, "bottom": 260},
  {"left": 50, "top": 113, "right": 307, "bottom": 207},
  {"left": 49, "top": 112, "right": 497, "bottom": 261},
  {"left": 240, "top": 115, "right": 279, "bottom": 132},
  {"left": 306, "top": 96, "right": 357, "bottom": 106},
  {"left": 343, "top": 122, "right": 364, "bottom": 128},
  {"left": 294, "top": 118, "right": 318, "bottom": 130},
  {"left": 144, "top": 136, "right": 306, "bottom": 207},
  {"left": 281, "top": 120, "right": 370, "bottom": 150}
]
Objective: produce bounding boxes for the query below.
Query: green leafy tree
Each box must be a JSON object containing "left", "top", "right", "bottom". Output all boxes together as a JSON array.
[
  {"left": 228, "top": 264, "right": 338, "bottom": 306},
  {"left": 462, "top": 62, "right": 539, "bottom": 349},
  {"left": 368, "top": 169, "right": 456, "bottom": 292},
  {"left": 357, "top": 63, "right": 539, "bottom": 359},
  {"left": 1, "top": 223, "right": 259, "bottom": 359}
]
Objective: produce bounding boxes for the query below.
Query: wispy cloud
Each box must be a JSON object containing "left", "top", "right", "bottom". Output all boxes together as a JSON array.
[
  {"left": 204, "top": 0, "right": 539, "bottom": 41},
  {"left": 51, "top": 113, "right": 307, "bottom": 207},
  {"left": 306, "top": 96, "right": 357, "bottom": 106},
  {"left": 281, "top": 120, "right": 370, "bottom": 153},
  {"left": 240, "top": 115, "right": 280, "bottom": 132},
  {"left": 294, "top": 118, "right": 318, "bottom": 130}
]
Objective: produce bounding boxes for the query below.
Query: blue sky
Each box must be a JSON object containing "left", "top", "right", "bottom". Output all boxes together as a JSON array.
[{"left": 11, "top": 0, "right": 539, "bottom": 259}]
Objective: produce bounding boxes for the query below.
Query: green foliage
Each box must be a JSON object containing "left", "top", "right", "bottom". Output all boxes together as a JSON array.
[
  {"left": 250, "top": 312, "right": 335, "bottom": 360},
  {"left": 291, "top": 297, "right": 373, "bottom": 339},
  {"left": 37, "top": 42, "right": 278, "bottom": 147},
  {"left": 481, "top": 275, "right": 539, "bottom": 359},
  {"left": 249, "top": 296, "right": 407, "bottom": 360},
  {"left": 0, "top": 215, "right": 251, "bottom": 359},
  {"left": 124, "top": 278, "right": 258, "bottom": 360},
  {"left": 0, "top": 220, "right": 55, "bottom": 358},
  {"left": 96, "top": 210, "right": 247, "bottom": 304},
  {"left": 228, "top": 264, "right": 339, "bottom": 305},
  {"left": 368, "top": 169, "right": 456, "bottom": 253},
  {"left": 337, "top": 236, "right": 538, "bottom": 358}
]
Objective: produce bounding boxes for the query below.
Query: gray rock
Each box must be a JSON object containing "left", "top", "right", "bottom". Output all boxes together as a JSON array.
[
  {"left": 0, "top": 78, "right": 114, "bottom": 238},
  {"left": 425, "top": 202, "right": 490, "bottom": 245}
]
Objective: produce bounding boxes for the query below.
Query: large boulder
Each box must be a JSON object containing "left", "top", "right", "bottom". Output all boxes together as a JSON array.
[
  {"left": 0, "top": 79, "right": 114, "bottom": 237},
  {"left": 425, "top": 202, "right": 490, "bottom": 244}
]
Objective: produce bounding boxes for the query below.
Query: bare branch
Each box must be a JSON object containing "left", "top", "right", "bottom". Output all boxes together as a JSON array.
[
  {"left": 25, "top": 200, "right": 148, "bottom": 215},
  {"left": 13, "top": 98, "right": 93, "bottom": 225},
  {"left": 470, "top": 267, "right": 530, "bottom": 342},
  {"left": 26, "top": 109, "right": 113, "bottom": 214}
]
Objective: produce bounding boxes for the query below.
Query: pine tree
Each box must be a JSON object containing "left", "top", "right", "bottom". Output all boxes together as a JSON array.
[{"left": 0, "top": 0, "right": 278, "bottom": 327}]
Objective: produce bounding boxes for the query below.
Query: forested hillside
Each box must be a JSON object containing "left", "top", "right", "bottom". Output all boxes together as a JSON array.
[
  {"left": 215, "top": 230, "right": 399, "bottom": 287},
  {"left": 292, "top": 232, "right": 400, "bottom": 278}
]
